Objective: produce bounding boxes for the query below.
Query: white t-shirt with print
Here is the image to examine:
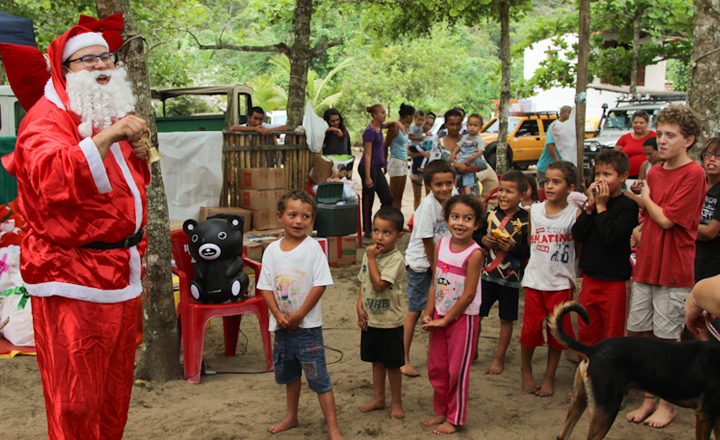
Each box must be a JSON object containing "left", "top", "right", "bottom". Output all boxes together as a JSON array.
[
  {"left": 405, "top": 192, "right": 451, "bottom": 272},
  {"left": 257, "top": 236, "right": 334, "bottom": 331}
]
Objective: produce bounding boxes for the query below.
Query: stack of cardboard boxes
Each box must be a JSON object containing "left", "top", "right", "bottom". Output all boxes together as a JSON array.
[{"left": 237, "top": 168, "right": 285, "bottom": 231}]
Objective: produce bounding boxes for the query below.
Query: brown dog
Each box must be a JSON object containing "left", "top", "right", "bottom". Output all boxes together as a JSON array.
[{"left": 551, "top": 301, "right": 720, "bottom": 440}]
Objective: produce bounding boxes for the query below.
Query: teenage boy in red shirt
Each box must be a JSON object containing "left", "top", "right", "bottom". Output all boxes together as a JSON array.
[{"left": 625, "top": 105, "right": 706, "bottom": 429}]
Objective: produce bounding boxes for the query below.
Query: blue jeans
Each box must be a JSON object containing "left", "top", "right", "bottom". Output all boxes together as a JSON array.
[{"left": 273, "top": 327, "right": 332, "bottom": 393}]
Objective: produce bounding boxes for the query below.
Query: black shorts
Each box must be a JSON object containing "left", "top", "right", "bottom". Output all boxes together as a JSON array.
[
  {"left": 361, "top": 325, "right": 405, "bottom": 369},
  {"left": 479, "top": 279, "right": 519, "bottom": 321}
]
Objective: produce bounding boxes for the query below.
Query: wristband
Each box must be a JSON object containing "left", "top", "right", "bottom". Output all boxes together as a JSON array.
[{"left": 584, "top": 203, "right": 595, "bottom": 213}]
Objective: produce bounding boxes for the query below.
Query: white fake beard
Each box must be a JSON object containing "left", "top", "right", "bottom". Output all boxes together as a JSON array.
[{"left": 65, "top": 65, "right": 136, "bottom": 139}]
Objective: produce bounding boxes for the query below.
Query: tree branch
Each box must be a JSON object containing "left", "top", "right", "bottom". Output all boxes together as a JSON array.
[
  {"left": 310, "top": 39, "right": 344, "bottom": 56},
  {"left": 187, "top": 30, "right": 290, "bottom": 55}
]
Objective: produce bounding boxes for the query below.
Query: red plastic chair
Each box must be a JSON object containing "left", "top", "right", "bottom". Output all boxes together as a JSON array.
[
  {"left": 171, "top": 230, "right": 273, "bottom": 384},
  {"left": 538, "top": 188, "right": 546, "bottom": 201},
  {"left": 482, "top": 187, "right": 499, "bottom": 206}
]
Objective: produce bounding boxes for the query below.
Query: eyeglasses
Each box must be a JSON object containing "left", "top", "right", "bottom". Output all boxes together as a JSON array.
[
  {"left": 702, "top": 152, "right": 720, "bottom": 160},
  {"left": 65, "top": 52, "right": 116, "bottom": 68}
]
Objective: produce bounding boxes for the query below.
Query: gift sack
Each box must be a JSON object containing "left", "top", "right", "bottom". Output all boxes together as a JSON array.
[
  {"left": 1, "top": 287, "right": 33, "bottom": 346},
  {"left": 0, "top": 245, "right": 33, "bottom": 346}
]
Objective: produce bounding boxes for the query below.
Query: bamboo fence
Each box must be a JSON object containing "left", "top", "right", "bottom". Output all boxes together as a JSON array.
[{"left": 220, "top": 131, "right": 311, "bottom": 207}]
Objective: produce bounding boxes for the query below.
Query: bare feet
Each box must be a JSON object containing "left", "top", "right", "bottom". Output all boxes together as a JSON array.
[
  {"left": 423, "top": 415, "right": 446, "bottom": 427},
  {"left": 626, "top": 396, "right": 657, "bottom": 423},
  {"left": 401, "top": 364, "right": 420, "bottom": 377},
  {"left": 359, "top": 398, "right": 386, "bottom": 413},
  {"left": 521, "top": 370, "right": 539, "bottom": 394},
  {"left": 434, "top": 421, "right": 459, "bottom": 435},
  {"left": 486, "top": 358, "right": 504, "bottom": 375},
  {"left": 390, "top": 402, "right": 405, "bottom": 419},
  {"left": 644, "top": 400, "right": 675, "bottom": 428},
  {"left": 268, "top": 415, "right": 299, "bottom": 434},
  {"left": 328, "top": 425, "right": 345, "bottom": 440},
  {"left": 535, "top": 378, "right": 554, "bottom": 397}
]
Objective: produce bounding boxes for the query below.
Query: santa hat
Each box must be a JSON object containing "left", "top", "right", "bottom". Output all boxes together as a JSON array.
[
  {"left": 61, "top": 32, "right": 109, "bottom": 62},
  {"left": 0, "top": 14, "right": 124, "bottom": 111}
]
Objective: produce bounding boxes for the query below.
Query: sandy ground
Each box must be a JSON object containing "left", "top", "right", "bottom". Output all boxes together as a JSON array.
[{"left": 0, "top": 173, "right": 696, "bottom": 439}]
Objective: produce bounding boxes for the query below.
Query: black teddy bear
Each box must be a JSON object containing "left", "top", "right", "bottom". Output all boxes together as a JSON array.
[{"left": 182, "top": 214, "right": 249, "bottom": 304}]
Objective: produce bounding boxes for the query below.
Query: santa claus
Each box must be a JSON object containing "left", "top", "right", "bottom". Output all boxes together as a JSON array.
[{"left": 2, "top": 23, "right": 150, "bottom": 440}]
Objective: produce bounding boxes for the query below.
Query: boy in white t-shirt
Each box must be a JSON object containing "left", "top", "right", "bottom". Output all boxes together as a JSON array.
[
  {"left": 401, "top": 160, "right": 456, "bottom": 377},
  {"left": 258, "top": 189, "right": 343, "bottom": 440}
]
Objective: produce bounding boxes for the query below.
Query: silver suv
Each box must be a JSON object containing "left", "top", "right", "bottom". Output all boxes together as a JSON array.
[{"left": 583, "top": 94, "right": 686, "bottom": 171}]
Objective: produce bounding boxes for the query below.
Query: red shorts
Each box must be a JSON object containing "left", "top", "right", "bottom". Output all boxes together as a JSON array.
[
  {"left": 519, "top": 287, "right": 574, "bottom": 350},
  {"left": 577, "top": 275, "right": 628, "bottom": 345}
]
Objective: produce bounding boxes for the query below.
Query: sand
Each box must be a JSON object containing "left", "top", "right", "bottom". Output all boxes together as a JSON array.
[{"left": 0, "top": 172, "right": 695, "bottom": 439}]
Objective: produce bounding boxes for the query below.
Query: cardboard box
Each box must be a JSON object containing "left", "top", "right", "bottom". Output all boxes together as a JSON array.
[
  {"left": 246, "top": 228, "right": 285, "bottom": 240},
  {"left": 243, "top": 240, "right": 263, "bottom": 262},
  {"left": 238, "top": 168, "right": 285, "bottom": 190},
  {"left": 252, "top": 209, "right": 283, "bottom": 231},
  {"left": 239, "top": 188, "right": 284, "bottom": 211},
  {"left": 169, "top": 221, "right": 184, "bottom": 233},
  {"left": 327, "top": 234, "right": 358, "bottom": 267},
  {"left": 311, "top": 154, "right": 334, "bottom": 184},
  {"left": 199, "top": 207, "right": 252, "bottom": 232}
]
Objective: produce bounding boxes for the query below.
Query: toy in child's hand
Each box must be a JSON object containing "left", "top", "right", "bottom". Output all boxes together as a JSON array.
[
  {"left": 182, "top": 215, "right": 249, "bottom": 304},
  {"left": 490, "top": 228, "right": 511, "bottom": 240}
]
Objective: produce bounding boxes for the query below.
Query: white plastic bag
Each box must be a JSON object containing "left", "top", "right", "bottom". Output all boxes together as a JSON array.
[
  {"left": 0, "top": 245, "right": 33, "bottom": 346},
  {"left": 302, "top": 100, "right": 329, "bottom": 154},
  {"left": 551, "top": 107, "right": 578, "bottom": 166},
  {"left": 1, "top": 291, "right": 34, "bottom": 346},
  {"left": 342, "top": 179, "right": 359, "bottom": 203}
]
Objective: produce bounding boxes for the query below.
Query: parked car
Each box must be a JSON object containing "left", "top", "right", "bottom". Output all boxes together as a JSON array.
[
  {"left": 481, "top": 111, "right": 558, "bottom": 170},
  {"left": 583, "top": 93, "right": 686, "bottom": 171}
]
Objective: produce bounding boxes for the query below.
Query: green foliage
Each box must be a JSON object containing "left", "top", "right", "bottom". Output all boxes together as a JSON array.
[
  {"left": 336, "top": 27, "right": 501, "bottom": 141},
  {"left": 667, "top": 58, "right": 690, "bottom": 92},
  {"left": 520, "top": 0, "right": 693, "bottom": 91},
  {"left": 163, "top": 95, "right": 217, "bottom": 116},
  {"left": 246, "top": 74, "right": 287, "bottom": 111}
]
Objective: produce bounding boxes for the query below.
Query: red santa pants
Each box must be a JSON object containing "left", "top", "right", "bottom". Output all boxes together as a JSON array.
[
  {"left": 427, "top": 312, "right": 479, "bottom": 427},
  {"left": 577, "top": 275, "right": 628, "bottom": 345},
  {"left": 32, "top": 296, "right": 137, "bottom": 440}
]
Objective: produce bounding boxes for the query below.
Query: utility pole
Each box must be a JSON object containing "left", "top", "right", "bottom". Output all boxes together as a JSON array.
[{"left": 576, "top": 0, "right": 591, "bottom": 186}]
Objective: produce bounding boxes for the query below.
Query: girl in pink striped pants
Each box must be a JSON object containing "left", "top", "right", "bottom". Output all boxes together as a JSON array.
[{"left": 421, "top": 195, "right": 484, "bottom": 435}]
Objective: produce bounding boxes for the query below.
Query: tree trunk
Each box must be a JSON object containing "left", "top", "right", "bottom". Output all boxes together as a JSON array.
[
  {"left": 576, "top": 0, "right": 591, "bottom": 186},
  {"left": 286, "top": 0, "right": 313, "bottom": 128},
  {"left": 630, "top": 2, "right": 641, "bottom": 96},
  {"left": 496, "top": 0, "right": 511, "bottom": 174},
  {"left": 95, "top": 0, "right": 181, "bottom": 381},
  {"left": 688, "top": 0, "right": 720, "bottom": 155}
]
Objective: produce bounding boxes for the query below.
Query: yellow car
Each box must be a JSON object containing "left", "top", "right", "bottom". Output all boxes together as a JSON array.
[{"left": 481, "top": 112, "right": 558, "bottom": 170}]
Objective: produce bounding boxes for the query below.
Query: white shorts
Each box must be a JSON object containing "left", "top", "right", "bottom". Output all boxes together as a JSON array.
[
  {"left": 387, "top": 157, "right": 408, "bottom": 177},
  {"left": 626, "top": 282, "right": 691, "bottom": 339}
]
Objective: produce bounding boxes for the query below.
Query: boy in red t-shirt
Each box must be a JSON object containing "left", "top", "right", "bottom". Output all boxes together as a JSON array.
[{"left": 625, "top": 105, "right": 706, "bottom": 429}]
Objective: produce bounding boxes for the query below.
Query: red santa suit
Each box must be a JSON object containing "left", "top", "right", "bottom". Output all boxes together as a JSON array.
[{"left": 2, "top": 23, "right": 149, "bottom": 440}]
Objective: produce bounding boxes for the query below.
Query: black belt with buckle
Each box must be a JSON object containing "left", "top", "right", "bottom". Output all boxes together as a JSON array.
[{"left": 81, "top": 230, "right": 144, "bottom": 250}]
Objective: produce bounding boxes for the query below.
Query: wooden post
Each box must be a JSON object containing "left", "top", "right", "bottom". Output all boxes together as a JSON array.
[{"left": 576, "top": 0, "right": 591, "bottom": 186}]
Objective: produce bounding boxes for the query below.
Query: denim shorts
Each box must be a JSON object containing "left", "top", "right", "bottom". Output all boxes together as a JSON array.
[
  {"left": 273, "top": 327, "right": 332, "bottom": 394},
  {"left": 406, "top": 266, "right": 432, "bottom": 312}
]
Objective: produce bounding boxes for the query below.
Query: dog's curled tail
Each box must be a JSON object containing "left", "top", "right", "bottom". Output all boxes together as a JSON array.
[{"left": 550, "top": 301, "right": 595, "bottom": 356}]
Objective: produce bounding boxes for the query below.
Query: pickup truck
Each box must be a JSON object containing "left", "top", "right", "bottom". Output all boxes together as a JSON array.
[
  {"left": 583, "top": 93, "right": 686, "bottom": 171},
  {"left": 152, "top": 84, "right": 254, "bottom": 132}
]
